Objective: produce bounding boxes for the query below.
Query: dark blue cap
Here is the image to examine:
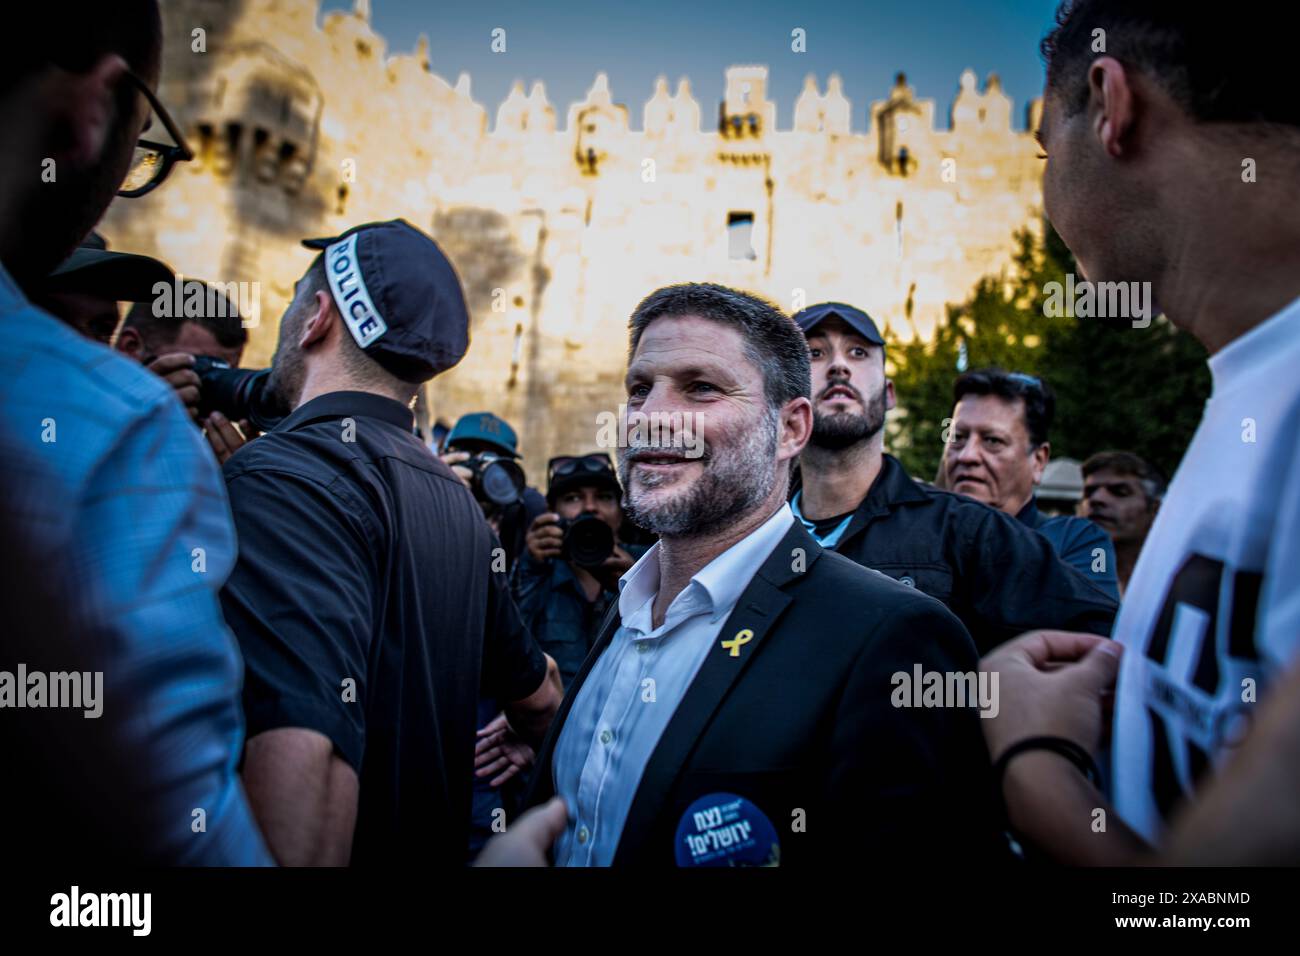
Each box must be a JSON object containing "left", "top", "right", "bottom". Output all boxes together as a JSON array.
[
  {"left": 792, "top": 301, "right": 886, "bottom": 347},
  {"left": 302, "top": 219, "right": 469, "bottom": 383},
  {"left": 446, "top": 412, "right": 520, "bottom": 459},
  {"left": 43, "top": 232, "right": 174, "bottom": 301}
]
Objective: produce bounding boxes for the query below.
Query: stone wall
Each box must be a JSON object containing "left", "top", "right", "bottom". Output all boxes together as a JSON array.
[{"left": 100, "top": 0, "right": 1045, "bottom": 483}]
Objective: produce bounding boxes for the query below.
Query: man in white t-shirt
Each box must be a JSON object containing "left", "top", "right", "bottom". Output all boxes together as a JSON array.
[{"left": 979, "top": 2, "right": 1300, "bottom": 864}]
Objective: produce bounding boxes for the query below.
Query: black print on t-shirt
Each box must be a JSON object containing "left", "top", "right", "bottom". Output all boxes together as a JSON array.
[{"left": 1142, "top": 554, "right": 1263, "bottom": 823}]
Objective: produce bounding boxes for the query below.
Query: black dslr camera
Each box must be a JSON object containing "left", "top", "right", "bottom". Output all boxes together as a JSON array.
[
  {"left": 462, "top": 453, "right": 526, "bottom": 508},
  {"left": 556, "top": 514, "right": 615, "bottom": 567},
  {"left": 191, "top": 356, "right": 284, "bottom": 432}
]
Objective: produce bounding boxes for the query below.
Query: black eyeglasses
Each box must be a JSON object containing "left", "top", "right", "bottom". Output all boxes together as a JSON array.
[
  {"left": 117, "top": 70, "right": 194, "bottom": 198},
  {"left": 547, "top": 453, "right": 614, "bottom": 485}
]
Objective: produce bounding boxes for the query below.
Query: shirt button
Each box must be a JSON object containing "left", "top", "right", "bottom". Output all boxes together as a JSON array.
[
  {"left": 599, "top": 729, "right": 613, "bottom": 745},
  {"left": 637, "top": 642, "right": 649, "bottom": 654},
  {"left": 577, "top": 826, "right": 590, "bottom": 844}
]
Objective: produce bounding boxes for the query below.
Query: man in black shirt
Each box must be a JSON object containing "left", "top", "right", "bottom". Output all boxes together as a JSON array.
[
  {"left": 220, "top": 219, "right": 563, "bottom": 866},
  {"left": 791, "top": 301, "right": 1116, "bottom": 653}
]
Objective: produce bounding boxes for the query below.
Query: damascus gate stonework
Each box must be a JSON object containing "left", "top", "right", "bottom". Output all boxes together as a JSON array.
[{"left": 99, "top": 0, "right": 1047, "bottom": 480}]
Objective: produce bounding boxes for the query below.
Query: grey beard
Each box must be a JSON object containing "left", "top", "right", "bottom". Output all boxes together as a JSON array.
[
  {"left": 810, "top": 390, "right": 886, "bottom": 450},
  {"left": 619, "top": 409, "right": 779, "bottom": 538}
]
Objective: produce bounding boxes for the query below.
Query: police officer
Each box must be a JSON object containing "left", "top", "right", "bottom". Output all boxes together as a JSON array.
[
  {"left": 791, "top": 301, "right": 1117, "bottom": 654},
  {"left": 219, "top": 220, "right": 563, "bottom": 867}
]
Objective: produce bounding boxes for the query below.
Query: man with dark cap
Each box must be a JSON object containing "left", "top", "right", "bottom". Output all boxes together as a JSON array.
[
  {"left": 218, "top": 219, "right": 563, "bottom": 867},
  {"left": 791, "top": 301, "right": 1116, "bottom": 654},
  {"left": 513, "top": 453, "right": 649, "bottom": 688},
  {"left": 33, "top": 231, "right": 173, "bottom": 343},
  {"left": 39, "top": 232, "right": 252, "bottom": 453}
]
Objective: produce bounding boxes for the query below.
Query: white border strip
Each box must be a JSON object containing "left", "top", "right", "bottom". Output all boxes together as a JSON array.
[{"left": 324, "top": 233, "right": 388, "bottom": 349}]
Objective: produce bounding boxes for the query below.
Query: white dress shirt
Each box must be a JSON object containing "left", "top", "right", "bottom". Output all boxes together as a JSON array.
[{"left": 552, "top": 502, "right": 796, "bottom": 866}]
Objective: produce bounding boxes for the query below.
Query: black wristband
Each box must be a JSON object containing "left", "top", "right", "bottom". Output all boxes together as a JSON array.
[{"left": 993, "top": 735, "right": 1102, "bottom": 791}]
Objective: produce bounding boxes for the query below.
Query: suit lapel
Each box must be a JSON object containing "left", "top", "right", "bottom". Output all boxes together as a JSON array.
[
  {"left": 612, "top": 521, "right": 823, "bottom": 864},
  {"left": 525, "top": 599, "right": 621, "bottom": 805}
]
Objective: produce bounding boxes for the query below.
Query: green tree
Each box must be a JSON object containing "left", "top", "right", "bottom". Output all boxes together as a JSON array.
[{"left": 886, "top": 225, "right": 1209, "bottom": 483}]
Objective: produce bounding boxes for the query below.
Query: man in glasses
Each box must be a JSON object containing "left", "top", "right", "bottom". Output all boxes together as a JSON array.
[
  {"left": 513, "top": 453, "right": 649, "bottom": 688},
  {"left": 792, "top": 304, "right": 1117, "bottom": 655},
  {"left": 943, "top": 367, "right": 1119, "bottom": 598},
  {"left": 0, "top": 1, "right": 270, "bottom": 863}
]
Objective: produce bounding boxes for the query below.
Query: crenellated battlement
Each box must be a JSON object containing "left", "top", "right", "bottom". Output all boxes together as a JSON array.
[
  {"left": 178, "top": 0, "right": 1036, "bottom": 140},
  {"left": 103, "top": 0, "right": 1049, "bottom": 479}
]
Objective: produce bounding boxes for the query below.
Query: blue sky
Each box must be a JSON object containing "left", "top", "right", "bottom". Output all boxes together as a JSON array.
[{"left": 319, "top": 0, "right": 1064, "bottom": 130}]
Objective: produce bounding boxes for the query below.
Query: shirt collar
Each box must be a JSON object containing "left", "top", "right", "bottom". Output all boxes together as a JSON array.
[
  {"left": 276, "top": 390, "right": 415, "bottom": 433},
  {"left": 1207, "top": 293, "right": 1300, "bottom": 392},
  {"left": 791, "top": 454, "right": 927, "bottom": 550},
  {"left": 1015, "top": 495, "right": 1041, "bottom": 528},
  {"left": 790, "top": 491, "right": 853, "bottom": 546},
  {"left": 694, "top": 502, "right": 795, "bottom": 620},
  {"left": 863, "top": 454, "right": 929, "bottom": 510},
  {"left": 617, "top": 502, "right": 795, "bottom": 627},
  {"left": 790, "top": 454, "right": 926, "bottom": 516}
]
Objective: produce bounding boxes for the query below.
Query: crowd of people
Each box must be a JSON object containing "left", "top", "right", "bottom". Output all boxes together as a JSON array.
[{"left": 2, "top": 0, "right": 1298, "bottom": 868}]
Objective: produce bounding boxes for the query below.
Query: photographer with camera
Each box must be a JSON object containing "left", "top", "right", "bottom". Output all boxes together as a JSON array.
[
  {"left": 115, "top": 293, "right": 254, "bottom": 462},
  {"left": 440, "top": 411, "right": 547, "bottom": 572},
  {"left": 38, "top": 233, "right": 256, "bottom": 463},
  {"left": 514, "top": 453, "right": 648, "bottom": 689}
]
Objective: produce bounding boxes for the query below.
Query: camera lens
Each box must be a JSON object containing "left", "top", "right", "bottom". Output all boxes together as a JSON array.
[
  {"left": 562, "top": 514, "right": 615, "bottom": 567},
  {"left": 192, "top": 357, "right": 283, "bottom": 432},
  {"left": 475, "top": 457, "right": 525, "bottom": 507}
]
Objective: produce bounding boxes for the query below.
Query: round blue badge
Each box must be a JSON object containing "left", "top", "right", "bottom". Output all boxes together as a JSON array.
[{"left": 674, "top": 792, "right": 780, "bottom": 867}]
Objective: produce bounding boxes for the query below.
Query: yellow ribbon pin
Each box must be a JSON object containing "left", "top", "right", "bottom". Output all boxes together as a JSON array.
[{"left": 721, "top": 628, "right": 754, "bottom": 658}]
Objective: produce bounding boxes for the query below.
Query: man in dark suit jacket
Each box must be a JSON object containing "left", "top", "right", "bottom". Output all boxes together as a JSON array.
[
  {"left": 529, "top": 520, "right": 1001, "bottom": 866},
  {"left": 521, "top": 283, "right": 1002, "bottom": 866}
]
